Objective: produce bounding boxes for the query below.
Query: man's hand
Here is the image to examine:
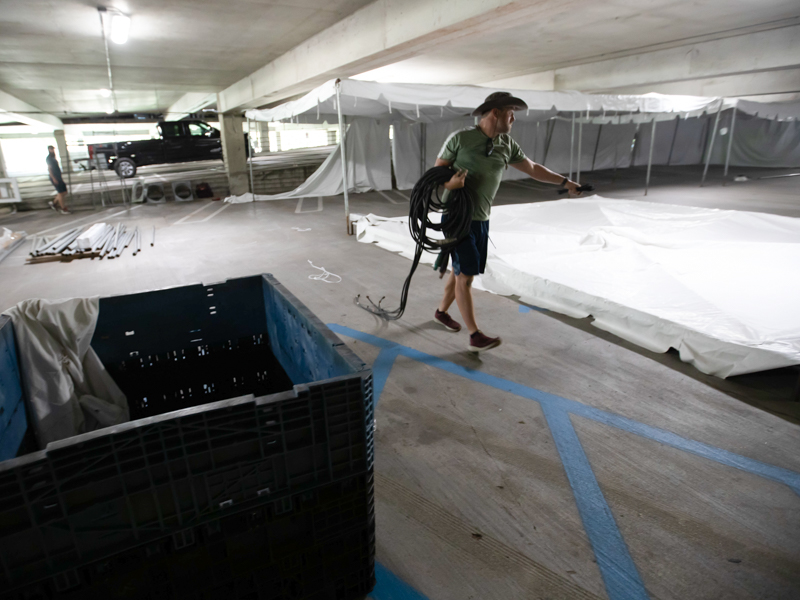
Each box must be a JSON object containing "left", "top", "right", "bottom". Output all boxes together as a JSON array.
[
  {"left": 444, "top": 169, "right": 467, "bottom": 190},
  {"left": 564, "top": 180, "right": 582, "bottom": 197}
]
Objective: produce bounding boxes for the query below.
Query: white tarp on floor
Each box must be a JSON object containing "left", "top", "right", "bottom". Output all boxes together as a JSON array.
[{"left": 356, "top": 198, "right": 800, "bottom": 377}]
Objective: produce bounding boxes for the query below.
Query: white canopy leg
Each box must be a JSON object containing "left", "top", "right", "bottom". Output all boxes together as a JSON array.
[
  {"left": 724, "top": 108, "right": 737, "bottom": 179},
  {"left": 701, "top": 105, "right": 722, "bottom": 187},
  {"left": 336, "top": 81, "right": 351, "bottom": 234},
  {"left": 576, "top": 111, "right": 584, "bottom": 184},
  {"left": 645, "top": 118, "right": 657, "bottom": 196},
  {"left": 247, "top": 117, "right": 255, "bottom": 196},
  {"left": 569, "top": 113, "right": 575, "bottom": 180}
]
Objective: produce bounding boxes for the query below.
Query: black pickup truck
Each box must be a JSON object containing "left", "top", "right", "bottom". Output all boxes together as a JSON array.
[{"left": 89, "top": 120, "right": 228, "bottom": 178}]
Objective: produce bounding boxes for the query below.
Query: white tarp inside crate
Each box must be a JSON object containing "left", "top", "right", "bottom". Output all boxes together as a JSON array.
[{"left": 356, "top": 198, "right": 800, "bottom": 378}]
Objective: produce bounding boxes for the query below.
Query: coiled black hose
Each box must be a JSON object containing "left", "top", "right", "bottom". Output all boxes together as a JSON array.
[{"left": 355, "top": 166, "right": 474, "bottom": 320}]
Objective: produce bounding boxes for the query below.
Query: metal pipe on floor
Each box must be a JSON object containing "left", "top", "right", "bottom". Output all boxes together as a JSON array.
[
  {"left": 336, "top": 80, "right": 351, "bottom": 235},
  {"left": 645, "top": 118, "right": 657, "bottom": 196},
  {"left": 701, "top": 104, "right": 722, "bottom": 187},
  {"left": 724, "top": 107, "right": 737, "bottom": 179}
]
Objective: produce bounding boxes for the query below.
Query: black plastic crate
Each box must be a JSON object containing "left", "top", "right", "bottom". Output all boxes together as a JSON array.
[
  {"left": 0, "top": 275, "right": 375, "bottom": 599},
  {"left": 1, "top": 472, "right": 375, "bottom": 600}
]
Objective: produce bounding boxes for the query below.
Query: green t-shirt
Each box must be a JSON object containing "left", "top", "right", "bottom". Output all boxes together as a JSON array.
[{"left": 438, "top": 127, "right": 526, "bottom": 221}]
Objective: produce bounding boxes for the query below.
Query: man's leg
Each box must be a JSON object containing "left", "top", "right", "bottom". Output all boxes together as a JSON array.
[
  {"left": 454, "top": 273, "right": 478, "bottom": 334},
  {"left": 438, "top": 271, "right": 456, "bottom": 313}
]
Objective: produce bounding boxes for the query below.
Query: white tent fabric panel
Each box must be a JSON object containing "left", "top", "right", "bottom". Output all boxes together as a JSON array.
[
  {"left": 592, "top": 123, "right": 637, "bottom": 171},
  {"left": 355, "top": 198, "right": 800, "bottom": 378},
  {"left": 666, "top": 117, "right": 708, "bottom": 166},
  {"left": 392, "top": 121, "right": 424, "bottom": 191},
  {"left": 632, "top": 119, "right": 678, "bottom": 167},
  {"left": 226, "top": 117, "right": 391, "bottom": 203},
  {"left": 710, "top": 114, "right": 800, "bottom": 168}
]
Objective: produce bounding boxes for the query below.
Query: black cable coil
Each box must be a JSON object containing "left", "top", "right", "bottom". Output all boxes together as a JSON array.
[{"left": 355, "top": 166, "right": 474, "bottom": 320}]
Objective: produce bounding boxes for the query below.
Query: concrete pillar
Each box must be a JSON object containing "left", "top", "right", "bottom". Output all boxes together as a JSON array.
[
  {"left": 53, "top": 129, "right": 71, "bottom": 174},
  {"left": 219, "top": 112, "right": 249, "bottom": 196},
  {"left": 0, "top": 142, "right": 7, "bottom": 178}
]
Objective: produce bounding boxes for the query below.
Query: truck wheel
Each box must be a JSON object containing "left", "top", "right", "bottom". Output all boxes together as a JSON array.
[{"left": 115, "top": 158, "right": 137, "bottom": 178}]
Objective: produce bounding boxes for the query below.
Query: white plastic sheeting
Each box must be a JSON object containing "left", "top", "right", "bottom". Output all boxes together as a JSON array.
[
  {"left": 4, "top": 298, "right": 129, "bottom": 447},
  {"left": 225, "top": 117, "right": 391, "bottom": 203},
  {"left": 356, "top": 198, "right": 800, "bottom": 378}
]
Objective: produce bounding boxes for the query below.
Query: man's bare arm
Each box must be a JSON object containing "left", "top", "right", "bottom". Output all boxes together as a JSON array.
[
  {"left": 511, "top": 158, "right": 581, "bottom": 196},
  {"left": 434, "top": 158, "right": 467, "bottom": 190}
]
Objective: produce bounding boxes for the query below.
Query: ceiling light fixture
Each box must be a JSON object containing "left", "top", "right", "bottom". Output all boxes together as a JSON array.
[
  {"left": 99, "top": 88, "right": 111, "bottom": 98},
  {"left": 109, "top": 13, "right": 130, "bottom": 45}
]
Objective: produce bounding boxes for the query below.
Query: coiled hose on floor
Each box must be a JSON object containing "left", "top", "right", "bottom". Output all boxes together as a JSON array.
[{"left": 355, "top": 166, "right": 474, "bottom": 320}]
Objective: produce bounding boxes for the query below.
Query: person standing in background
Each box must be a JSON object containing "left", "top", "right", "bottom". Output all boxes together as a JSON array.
[{"left": 46, "top": 145, "right": 71, "bottom": 214}]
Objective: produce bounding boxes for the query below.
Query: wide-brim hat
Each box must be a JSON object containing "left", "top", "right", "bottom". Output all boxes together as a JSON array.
[{"left": 472, "top": 91, "right": 528, "bottom": 116}]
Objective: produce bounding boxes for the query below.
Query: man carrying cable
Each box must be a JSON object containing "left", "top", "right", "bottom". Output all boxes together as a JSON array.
[{"left": 434, "top": 92, "right": 581, "bottom": 352}]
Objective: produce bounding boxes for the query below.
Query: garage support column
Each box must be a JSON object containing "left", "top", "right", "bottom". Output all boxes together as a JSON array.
[
  {"left": 53, "top": 130, "right": 71, "bottom": 174},
  {"left": 219, "top": 111, "right": 249, "bottom": 197},
  {"left": 0, "top": 142, "right": 7, "bottom": 178}
]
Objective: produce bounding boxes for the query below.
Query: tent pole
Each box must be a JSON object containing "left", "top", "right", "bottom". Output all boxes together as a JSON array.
[
  {"left": 542, "top": 119, "right": 555, "bottom": 166},
  {"left": 724, "top": 107, "right": 737, "bottom": 178},
  {"left": 569, "top": 113, "right": 575, "bottom": 179},
  {"left": 701, "top": 104, "right": 722, "bottom": 187},
  {"left": 645, "top": 118, "right": 657, "bottom": 196},
  {"left": 576, "top": 112, "right": 584, "bottom": 184},
  {"left": 666, "top": 116, "right": 680, "bottom": 166},
  {"left": 336, "top": 81, "right": 351, "bottom": 235},
  {"left": 247, "top": 116, "right": 255, "bottom": 196},
  {"left": 534, "top": 121, "right": 539, "bottom": 163},
  {"left": 591, "top": 124, "right": 603, "bottom": 172}
]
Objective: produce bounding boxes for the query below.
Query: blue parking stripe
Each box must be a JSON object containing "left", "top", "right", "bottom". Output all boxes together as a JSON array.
[
  {"left": 328, "top": 324, "right": 800, "bottom": 600},
  {"left": 371, "top": 562, "right": 430, "bottom": 600}
]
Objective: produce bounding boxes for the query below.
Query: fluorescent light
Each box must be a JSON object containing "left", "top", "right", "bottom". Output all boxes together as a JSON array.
[
  {"left": 110, "top": 14, "right": 130, "bottom": 44},
  {"left": 99, "top": 88, "right": 111, "bottom": 98}
]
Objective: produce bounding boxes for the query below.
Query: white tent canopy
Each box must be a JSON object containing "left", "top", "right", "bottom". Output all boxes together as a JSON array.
[
  {"left": 246, "top": 79, "right": 729, "bottom": 123},
  {"left": 227, "top": 79, "right": 800, "bottom": 209},
  {"left": 245, "top": 79, "right": 800, "bottom": 123}
]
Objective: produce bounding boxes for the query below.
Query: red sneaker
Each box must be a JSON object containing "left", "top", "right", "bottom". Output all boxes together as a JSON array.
[
  {"left": 468, "top": 330, "right": 501, "bottom": 353},
  {"left": 434, "top": 309, "right": 461, "bottom": 332}
]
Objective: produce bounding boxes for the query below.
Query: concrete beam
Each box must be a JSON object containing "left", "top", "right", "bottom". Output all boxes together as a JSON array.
[
  {"left": 164, "top": 92, "right": 217, "bottom": 121},
  {"left": 0, "top": 89, "right": 63, "bottom": 130},
  {"left": 218, "top": 0, "right": 553, "bottom": 112},
  {"left": 556, "top": 26, "right": 799, "bottom": 94},
  {"left": 604, "top": 68, "right": 800, "bottom": 99}
]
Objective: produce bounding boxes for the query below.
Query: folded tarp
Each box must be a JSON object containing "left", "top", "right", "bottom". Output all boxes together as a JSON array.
[
  {"left": 356, "top": 198, "right": 800, "bottom": 377},
  {"left": 3, "top": 298, "right": 129, "bottom": 447},
  {"left": 225, "top": 117, "right": 391, "bottom": 203}
]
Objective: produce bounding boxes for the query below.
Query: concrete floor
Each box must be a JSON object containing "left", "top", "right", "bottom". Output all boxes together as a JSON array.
[{"left": 1, "top": 165, "right": 799, "bottom": 599}]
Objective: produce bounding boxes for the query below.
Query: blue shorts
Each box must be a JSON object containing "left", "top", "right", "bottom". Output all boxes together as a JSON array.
[{"left": 447, "top": 218, "right": 489, "bottom": 277}]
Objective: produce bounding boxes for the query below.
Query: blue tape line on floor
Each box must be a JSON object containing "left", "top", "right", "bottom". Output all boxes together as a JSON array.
[
  {"left": 543, "top": 405, "right": 649, "bottom": 599},
  {"left": 370, "top": 562, "right": 430, "bottom": 600},
  {"left": 329, "top": 324, "right": 800, "bottom": 600},
  {"left": 519, "top": 304, "right": 547, "bottom": 313}
]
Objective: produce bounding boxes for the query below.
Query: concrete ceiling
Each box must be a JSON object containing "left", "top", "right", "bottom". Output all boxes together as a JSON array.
[
  {"left": 0, "top": 0, "right": 373, "bottom": 117},
  {"left": 0, "top": 0, "right": 798, "bottom": 123},
  {"left": 351, "top": 3, "right": 800, "bottom": 99}
]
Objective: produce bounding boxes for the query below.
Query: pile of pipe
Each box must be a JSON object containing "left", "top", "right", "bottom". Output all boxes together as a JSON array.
[{"left": 29, "top": 222, "right": 144, "bottom": 260}]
